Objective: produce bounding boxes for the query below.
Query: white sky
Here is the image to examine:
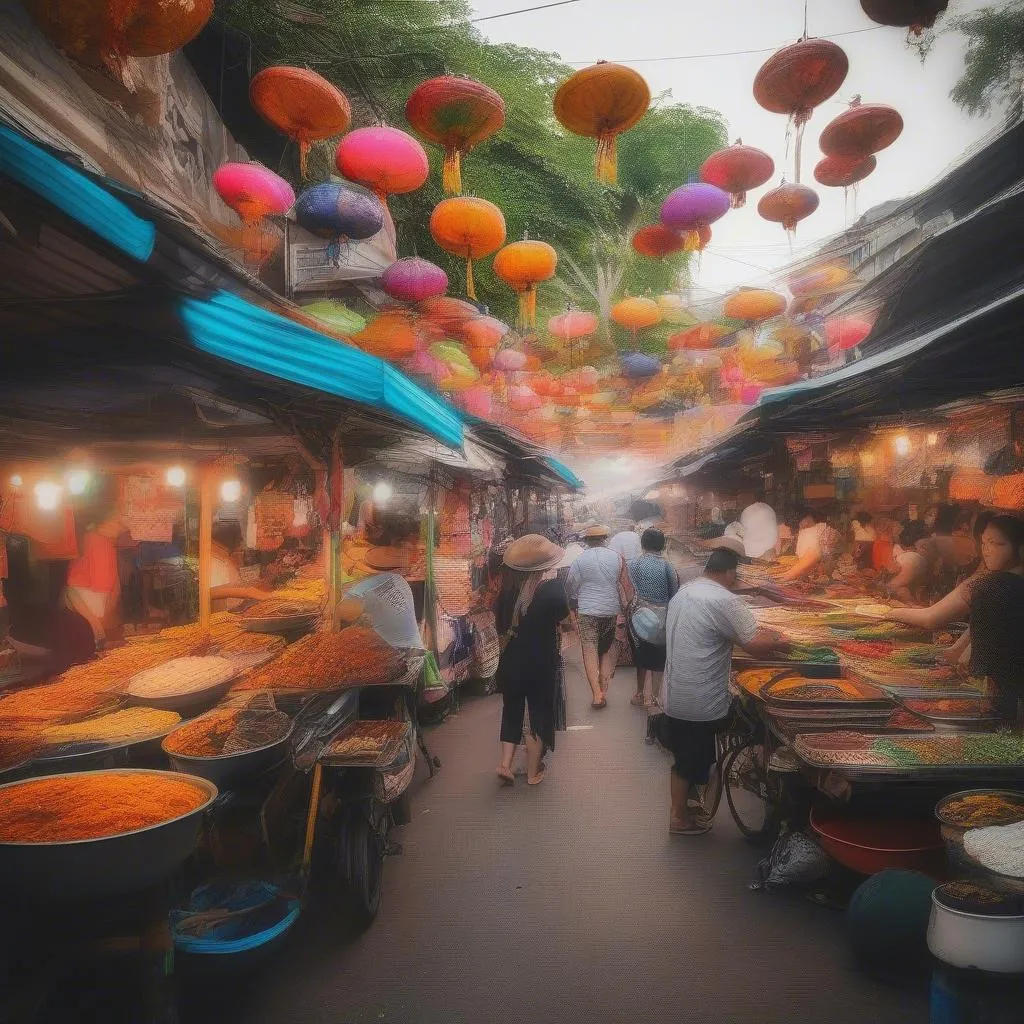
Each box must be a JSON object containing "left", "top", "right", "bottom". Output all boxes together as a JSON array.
[{"left": 469, "top": 0, "right": 999, "bottom": 293}]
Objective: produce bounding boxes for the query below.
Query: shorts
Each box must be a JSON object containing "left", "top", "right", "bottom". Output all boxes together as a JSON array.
[
  {"left": 660, "top": 714, "right": 729, "bottom": 785},
  {"left": 577, "top": 614, "right": 617, "bottom": 657}
]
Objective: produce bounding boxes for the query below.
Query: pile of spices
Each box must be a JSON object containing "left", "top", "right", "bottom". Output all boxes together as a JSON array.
[
  {"left": 936, "top": 881, "right": 1024, "bottom": 916},
  {"left": 234, "top": 627, "right": 403, "bottom": 692},
  {"left": 127, "top": 657, "right": 236, "bottom": 701},
  {"left": 940, "top": 792, "right": 1024, "bottom": 829},
  {"left": 41, "top": 708, "right": 181, "bottom": 745},
  {"left": 786, "top": 643, "right": 839, "bottom": 665},
  {"left": 269, "top": 579, "right": 327, "bottom": 603},
  {"left": 163, "top": 695, "right": 290, "bottom": 758},
  {"left": 239, "top": 599, "right": 320, "bottom": 620},
  {"left": 964, "top": 821, "right": 1024, "bottom": 878},
  {"left": 217, "top": 633, "right": 286, "bottom": 657},
  {"left": 0, "top": 734, "right": 42, "bottom": 773},
  {"left": 884, "top": 709, "right": 933, "bottom": 732},
  {"left": 0, "top": 773, "right": 209, "bottom": 842},
  {"left": 734, "top": 668, "right": 791, "bottom": 696},
  {"left": 872, "top": 736, "right": 967, "bottom": 766},
  {"left": 136, "top": 613, "right": 240, "bottom": 646},
  {"left": 906, "top": 698, "right": 994, "bottom": 717}
]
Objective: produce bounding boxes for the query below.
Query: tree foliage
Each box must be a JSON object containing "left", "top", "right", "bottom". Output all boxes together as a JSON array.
[
  {"left": 948, "top": 0, "right": 1024, "bottom": 117},
  {"left": 214, "top": 0, "right": 727, "bottom": 330}
]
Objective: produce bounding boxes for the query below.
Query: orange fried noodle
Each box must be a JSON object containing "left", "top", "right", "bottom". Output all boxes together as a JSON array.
[{"left": 0, "top": 774, "right": 208, "bottom": 842}]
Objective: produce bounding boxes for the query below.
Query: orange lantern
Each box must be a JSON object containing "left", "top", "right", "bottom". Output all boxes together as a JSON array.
[
  {"left": 429, "top": 197, "right": 506, "bottom": 300},
  {"left": 554, "top": 62, "right": 650, "bottom": 184},
  {"left": 611, "top": 297, "right": 662, "bottom": 345},
  {"left": 668, "top": 323, "right": 729, "bottom": 350},
  {"left": 250, "top": 67, "right": 351, "bottom": 178},
  {"left": 758, "top": 183, "right": 820, "bottom": 234},
  {"left": 460, "top": 315, "right": 509, "bottom": 349},
  {"left": 723, "top": 290, "right": 787, "bottom": 323},
  {"left": 351, "top": 311, "right": 419, "bottom": 361},
  {"left": 418, "top": 296, "right": 481, "bottom": 336},
  {"left": 28, "top": 0, "right": 213, "bottom": 91},
  {"left": 493, "top": 239, "right": 558, "bottom": 329},
  {"left": 632, "top": 224, "right": 685, "bottom": 258}
]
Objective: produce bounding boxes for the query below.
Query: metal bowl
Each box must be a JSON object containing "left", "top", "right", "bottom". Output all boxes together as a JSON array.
[
  {"left": 162, "top": 720, "right": 295, "bottom": 789},
  {"left": 0, "top": 768, "right": 217, "bottom": 905}
]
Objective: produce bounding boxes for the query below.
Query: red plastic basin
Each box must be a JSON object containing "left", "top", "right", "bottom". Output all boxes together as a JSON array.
[{"left": 810, "top": 805, "right": 945, "bottom": 877}]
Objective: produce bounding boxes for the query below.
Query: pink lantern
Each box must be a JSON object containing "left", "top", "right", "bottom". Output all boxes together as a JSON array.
[
  {"left": 407, "top": 347, "right": 442, "bottom": 377},
  {"left": 213, "top": 162, "right": 295, "bottom": 223},
  {"left": 825, "top": 316, "right": 873, "bottom": 351},
  {"left": 494, "top": 349, "right": 527, "bottom": 372},
  {"left": 548, "top": 310, "right": 598, "bottom": 341},
  {"left": 740, "top": 381, "right": 765, "bottom": 404},
  {"left": 381, "top": 257, "right": 448, "bottom": 302},
  {"left": 509, "top": 384, "right": 541, "bottom": 412},
  {"left": 336, "top": 126, "right": 429, "bottom": 206},
  {"left": 460, "top": 385, "right": 493, "bottom": 418}
]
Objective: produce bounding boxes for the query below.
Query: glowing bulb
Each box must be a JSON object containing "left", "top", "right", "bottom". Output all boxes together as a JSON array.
[
  {"left": 166, "top": 466, "right": 186, "bottom": 488},
  {"left": 9, "top": 474, "right": 22, "bottom": 487},
  {"left": 373, "top": 482, "right": 393, "bottom": 504},
  {"left": 894, "top": 435, "right": 911, "bottom": 457},
  {"left": 860, "top": 452, "right": 875, "bottom": 468},
  {"left": 34, "top": 481, "right": 62, "bottom": 511},
  {"left": 66, "top": 469, "right": 90, "bottom": 495},
  {"left": 927, "top": 432, "right": 938, "bottom": 447},
  {"left": 220, "top": 479, "right": 242, "bottom": 503}
]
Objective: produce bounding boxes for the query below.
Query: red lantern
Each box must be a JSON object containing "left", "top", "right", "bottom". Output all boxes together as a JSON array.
[
  {"left": 631, "top": 224, "right": 686, "bottom": 258},
  {"left": 758, "top": 182, "right": 819, "bottom": 234},
  {"left": 250, "top": 67, "right": 351, "bottom": 178},
  {"left": 754, "top": 38, "right": 849, "bottom": 181},
  {"left": 336, "top": 127, "right": 429, "bottom": 207},
  {"left": 825, "top": 317, "right": 873, "bottom": 351},
  {"left": 814, "top": 155, "right": 877, "bottom": 188},
  {"left": 700, "top": 141, "right": 775, "bottom": 208},
  {"left": 405, "top": 76, "right": 505, "bottom": 195},
  {"left": 860, "top": 1, "right": 948, "bottom": 35},
  {"left": 820, "top": 97, "right": 904, "bottom": 159}
]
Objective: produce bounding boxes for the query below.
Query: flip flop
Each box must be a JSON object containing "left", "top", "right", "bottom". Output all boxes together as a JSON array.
[
  {"left": 496, "top": 768, "right": 515, "bottom": 786},
  {"left": 630, "top": 694, "right": 645, "bottom": 707},
  {"left": 669, "top": 823, "right": 711, "bottom": 836},
  {"left": 592, "top": 699, "right": 607, "bottom": 709},
  {"left": 527, "top": 770, "right": 546, "bottom": 786}
]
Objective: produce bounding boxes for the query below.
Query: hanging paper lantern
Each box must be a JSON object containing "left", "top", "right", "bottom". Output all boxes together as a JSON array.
[
  {"left": 294, "top": 182, "right": 383, "bottom": 263},
  {"left": 250, "top": 67, "right": 351, "bottom": 178},
  {"left": 548, "top": 310, "right": 599, "bottom": 342},
  {"left": 418, "top": 295, "right": 481, "bottom": 335},
  {"left": 213, "top": 224, "right": 282, "bottom": 268},
  {"left": 814, "top": 154, "right": 877, "bottom": 188},
  {"left": 825, "top": 317, "right": 874, "bottom": 351},
  {"left": 336, "top": 126, "right": 428, "bottom": 207},
  {"left": 860, "top": 0, "right": 948, "bottom": 35},
  {"left": 621, "top": 352, "right": 661, "bottom": 379},
  {"left": 28, "top": 0, "right": 213, "bottom": 91},
  {"left": 661, "top": 183, "right": 731, "bottom": 235},
  {"left": 494, "top": 349, "right": 528, "bottom": 372},
  {"left": 700, "top": 141, "right": 775, "bottom": 208},
  {"left": 467, "top": 346, "right": 495, "bottom": 372},
  {"left": 611, "top": 297, "right": 662, "bottom": 335},
  {"left": 381, "top": 257, "right": 448, "bottom": 303},
  {"left": 460, "top": 384, "right": 493, "bottom": 418},
  {"left": 351, "top": 312, "right": 420, "bottom": 361},
  {"left": 493, "top": 239, "right": 558, "bottom": 329},
  {"left": 758, "top": 183, "right": 820, "bottom": 233},
  {"left": 754, "top": 38, "right": 849, "bottom": 181},
  {"left": 214, "top": 163, "right": 295, "bottom": 223},
  {"left": 723, "top": 290, "right": 787, "bottom": 323},
  {"left": 405, "top": 76, "right": 505, "bottom": 195},
  {"left": 460, "top": 315, "right": 509, "bottom": 348},
  {"left": 631, "top": 224, "right": 686, "bottom": 258},
  {"left": 553, "top": 61, "right": 650, "bottom": 184},
  {"left": 429, "top": 196, "right": 506, "bottom": 300},
  {"left": 790, "top": 264, "right": 851, "bottom": 297},
  {"left": 668, "top": 323, "right": 729, "bottom": 350},
  {"left": 300, "top": 300, "right": 367, "bottom": 336},
  {"left": 740, "top": 381, "right": 765, "bottom": 405},
  {"left": 820, "top": 98, "right": 904, "bottom": 159}
]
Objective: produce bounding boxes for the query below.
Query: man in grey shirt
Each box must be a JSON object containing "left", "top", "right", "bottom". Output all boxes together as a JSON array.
[{"left": 661, "top": 547, "right": 787, "bottom": 835}]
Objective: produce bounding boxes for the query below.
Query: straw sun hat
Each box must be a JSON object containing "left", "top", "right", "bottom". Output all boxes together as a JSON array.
[
  {"left": 503, "top": 534, "right": 565, "bottom": 572},
  {"left": 580, "top": 523, "right": 610, "bottom": 539},
  {"left": 704, "top": 535, "right": 746, "bottom": 557}
]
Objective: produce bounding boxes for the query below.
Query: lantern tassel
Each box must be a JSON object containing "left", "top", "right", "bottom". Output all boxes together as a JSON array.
[
  {"left": 519, "top": 286, "right": 537, "bottom": 329},
  {"left": 595, "top": 132, "right": 617, "bottom": 185},
  {"left": 299, "top": 138, "right": 310, "bottom": 179},
  {"left": 442, "top": 148, "right": 462, "bottom": 195},
  {"left": 731, "top": 190, "right": 746, "bottom": 209},
  {"left": 466, "top": 258, "right": 476, "bottom": 301}
]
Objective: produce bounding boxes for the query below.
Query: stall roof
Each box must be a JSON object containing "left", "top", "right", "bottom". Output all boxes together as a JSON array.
[
  {"left": 464, "top": 420, "right": 583, "bottom": 490},
  {"left": 0, "top": 123, "right": 463, "bottom": 452}
]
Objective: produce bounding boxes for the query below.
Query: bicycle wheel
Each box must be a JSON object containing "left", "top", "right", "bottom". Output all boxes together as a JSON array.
[
  {"left": 694, "top": 729, "right": 729, "bottom": 820},
  {"left": 724, "top": 743, "right": 777, "bottom": 840}
]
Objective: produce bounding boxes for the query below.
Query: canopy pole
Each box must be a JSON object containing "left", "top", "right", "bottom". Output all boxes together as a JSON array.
[{"left": 198, "top": 465, "right": 214, "bottom": 632}]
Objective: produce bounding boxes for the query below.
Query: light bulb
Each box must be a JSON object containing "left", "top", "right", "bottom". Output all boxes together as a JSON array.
[
  {"left": 373, "top": 482, "right": 393, "bottom": 504},
  {"left": 894, "top": 435, "right": 911, "bottom": 457},
  {"left": 220, "top": 479, "right": 242, "bottom": 503},
  {"left": 166, "top": 466, "right": 186, "bottom": 488},
  {"left": 66, "top": 469, "right": 90, "bottom": 495},
  {"left": 34, "top": 481, "right": 62, "bottom": 511},
  {"left": 927, "top": 432, "right": 938, "bottom": 447},
  {"left": 9, "top": 474, "right": 22, "bottom": 487}
]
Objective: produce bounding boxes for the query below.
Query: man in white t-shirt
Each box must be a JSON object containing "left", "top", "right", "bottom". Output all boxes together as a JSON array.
[
  {"left": 609, "top": 526, "right": 642, "bottom": 562},
  {"left": 661, "top": 546, "right": 787, "bottom": 835}
]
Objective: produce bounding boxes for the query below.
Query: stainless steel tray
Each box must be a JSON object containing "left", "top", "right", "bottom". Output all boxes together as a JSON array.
[{"left": 318, "top": 721, "right": 411, "bottom": 769}]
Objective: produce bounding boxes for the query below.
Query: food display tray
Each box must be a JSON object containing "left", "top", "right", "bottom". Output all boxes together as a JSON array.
[
  {"left": 239, "top": 613, "right": 320, "bottom": 635},
  {"left": 318, "top": 721, "right": 411, "bottom": 769},
  {"left": 732, "top": 656, "right": 842, "bottom": 679}
]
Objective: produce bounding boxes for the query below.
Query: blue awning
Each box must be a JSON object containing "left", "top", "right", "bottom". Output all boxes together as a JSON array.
[
  {"left": 543, "top": 455, "right": 583, "bottom": 490},
  {"left": 180, "top": 290, "right": 464, "bottom": 449},
  {"left": 0, "top": 122, "right": 155, "bottom": 262}
]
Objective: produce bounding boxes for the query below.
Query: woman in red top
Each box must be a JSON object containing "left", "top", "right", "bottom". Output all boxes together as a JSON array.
[{"left": 66, "top": 507, "right": 126, "bottom": 643}]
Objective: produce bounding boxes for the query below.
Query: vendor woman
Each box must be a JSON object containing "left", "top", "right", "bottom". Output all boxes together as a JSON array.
[
  {"left": 886, "top": 515, "right": 1024, "bottom": 659},
  {"left": 968, "top": 571, "right": 1024, "bottom": 728},
  {"left": 210, "top": 522, "right": 270, "bottom": 611},
  {"left": 776, "top": 509, "right": 839, "bottom": 583}
]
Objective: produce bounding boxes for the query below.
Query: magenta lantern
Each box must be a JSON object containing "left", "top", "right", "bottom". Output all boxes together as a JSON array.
[
  {"left": 740, "top": 381, "right": 765, "bottom": 404},
  {"left": 336, "top": 126, "right": 429, "bottom": 206},
  {"left": 381, "top": 257, "right": 448, "bottom": 303},
  {"left": 825, "top": 316, "right": 873, "bottom": 351},
  {"left": 660, "top": 183, "right": 731, "bottom": 233},
  {"left": 460, "top": 385, "right": 493, "bottom": 418},
  {"left": 213, "top": 163, "right": 295, "bottom": 222}
]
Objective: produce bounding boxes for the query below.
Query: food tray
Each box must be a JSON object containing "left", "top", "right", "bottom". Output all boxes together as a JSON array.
[
  {"left": 732, "top": 656, "right": 842, "bottom": 679},
  {"left": 239, "top": 612, "right": 320, "bottom": 635},
  {"left": 318, "top": 720, "right": 411, "bottom": 768},
  {"left": 762, "top": 676, "right": 891, "bottom": 710}
]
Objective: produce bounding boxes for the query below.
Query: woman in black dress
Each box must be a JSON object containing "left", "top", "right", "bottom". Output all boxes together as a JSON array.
[{"left": 495, "top": 534, "right": 569, "bottom": 787}]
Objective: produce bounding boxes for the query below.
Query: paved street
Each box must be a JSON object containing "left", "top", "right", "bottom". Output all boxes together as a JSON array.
[{"left": 190, "top": 650, "right": 927, "bottom": 1024}]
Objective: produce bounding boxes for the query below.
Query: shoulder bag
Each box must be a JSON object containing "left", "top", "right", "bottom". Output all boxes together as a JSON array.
[{"left": 628, "top": 557, "right": 671, "bottom": 647}]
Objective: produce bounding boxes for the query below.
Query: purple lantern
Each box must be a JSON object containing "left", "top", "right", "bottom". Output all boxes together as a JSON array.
[
  {"left": 381, "top": 257, "right": 449, "bottom": 303},
  {"left": 295, "top": 182, "right": 384, "bottom": 265},
  {"left": 660, "top": 183, "right": 731, "bottom": 232},
  {"left": 621, "top": 352, "right": 661, "bottom": 379}
]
